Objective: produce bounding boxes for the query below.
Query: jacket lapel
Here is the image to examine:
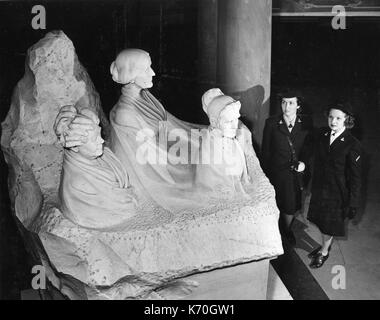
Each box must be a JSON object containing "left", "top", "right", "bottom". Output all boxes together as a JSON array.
[
  {"left": 322, "top": 130, "right": 331, "bottom": 154},
  {"left": 329, "top": 129, "right": 349, "bottom": 153},
  {"left": 289, "top": 116, "right": 302, "bottom": 138},
  {"left": 277, "top": 117, "right": 290, "bottom": 137}
]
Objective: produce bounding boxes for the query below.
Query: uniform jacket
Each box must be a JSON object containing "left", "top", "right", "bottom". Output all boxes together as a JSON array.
[
  {"left": 310, "top": 127, "right": 362, "bottom": 209},
  {"left": 261, "top": 114, "right": 313, "bottom": 214},
  {"left": 307, "top": 127, "right": 362, "bottom": 236},
  {"left": 261, "top": 114, "right": 314, "bottom": 179}
]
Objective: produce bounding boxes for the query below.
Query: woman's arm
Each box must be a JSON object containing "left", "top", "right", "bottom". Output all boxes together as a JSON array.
[
  {"left": 347, "top": 140, "right": 362, "bottom": 208},
  {"left": 299, "top": 117, "right": 315, "bottom": 181},
  {"left": 299, "top": 117, "right": 314, "bottom": 166},
  {"left": 166, "top": 111, "right": 207, "bottom": 130}
]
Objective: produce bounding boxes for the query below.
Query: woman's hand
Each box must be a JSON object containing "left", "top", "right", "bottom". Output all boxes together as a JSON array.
[
  {"left": 54, "top": 105, "right": 94, "bottom": 148},
  {"left": 295, "top": 161, "right": 306, "bottom": 173}
]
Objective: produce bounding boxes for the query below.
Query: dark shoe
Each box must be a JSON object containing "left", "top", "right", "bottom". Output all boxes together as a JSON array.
[
  {"left": 308, "top": 243, "right": 332, "bottom": 259},
  {"left": 307, "top": 246, "right": 322, "bottom": 259},
  {"left": 309, "top": 252, "right": 329, "bottom": 268}
]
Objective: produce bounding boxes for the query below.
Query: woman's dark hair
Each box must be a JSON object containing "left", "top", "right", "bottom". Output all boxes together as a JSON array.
[
  {"left": 344, "top": 115, "right": 355, "bottom": 129},
  {"left": 296, "top": 97, "right": 302, "bottom": 114}
]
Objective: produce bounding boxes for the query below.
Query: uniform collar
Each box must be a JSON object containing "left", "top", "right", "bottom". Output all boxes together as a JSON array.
[
  {"left": 325, "top": 127, "right": 349, "bottom": 150},
  {"left": 278, "top": 116, "right": 302, "bottom": 125},
  {"left": 331, "top": 127, "right": 346, "bottom": 139}
]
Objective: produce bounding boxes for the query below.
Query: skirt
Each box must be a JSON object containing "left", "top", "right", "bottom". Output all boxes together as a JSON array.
[
  {"left": 307, "top": 198, "right": 346, "bottom": 237},
  {"left": 271, "top": 169, "right": 302, "bottom": 216}
]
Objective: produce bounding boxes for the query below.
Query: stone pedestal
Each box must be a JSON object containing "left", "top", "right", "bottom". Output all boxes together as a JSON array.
[
  {"left": 183, "top": 259, "right": 270, "bottom": 300},
  {"left": 21, "top": 260, "right": 293, "bottom": 300}
]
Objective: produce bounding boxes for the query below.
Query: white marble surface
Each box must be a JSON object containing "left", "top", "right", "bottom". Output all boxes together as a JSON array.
[{"left": 2, "top": 30, "right": 284, "bottom": 300}]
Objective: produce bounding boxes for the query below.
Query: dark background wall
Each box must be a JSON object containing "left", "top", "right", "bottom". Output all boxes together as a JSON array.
[
  {"left": 0, "top": 0, "right": 206, "bottom": 126},
  {"left": 271, "top": 17, "right": 378, "bottom": 229},
  {"left": 271, "top": 16, "right": 380, "bottom": 137},
  {"left": 0, "top": 0, "right": 205, "bottom": 300}
]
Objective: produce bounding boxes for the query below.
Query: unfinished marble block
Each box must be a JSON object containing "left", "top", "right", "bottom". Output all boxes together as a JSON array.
[
  {"left": 1, "top": 30, "right": 110, "bottom": 297},
  {"left": 1, "top": 30, "right": 283, "bottom": 300},
  {"left": 1, "top": 30, "right": 109, "bottom": 207}
]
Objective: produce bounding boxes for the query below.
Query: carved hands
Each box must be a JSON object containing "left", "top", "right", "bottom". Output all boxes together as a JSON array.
[{"left": 54, "top": 105, "right": 96, "bottom": 148}]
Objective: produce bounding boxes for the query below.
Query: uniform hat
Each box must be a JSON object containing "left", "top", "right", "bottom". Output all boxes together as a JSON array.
[
  {"left": 277, "top": 88, "right": 303, "bottom": 100},
  {"left": 326, "top": 101, "right": 354, "bottom": 117}
]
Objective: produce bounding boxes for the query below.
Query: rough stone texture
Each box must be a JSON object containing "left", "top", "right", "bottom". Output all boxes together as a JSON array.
[
  {"left": 1, "top": 31, "right": 283, "bottom": 300},
  {"left": 1, "top": 30, "right": 109, "bottom": 208}
]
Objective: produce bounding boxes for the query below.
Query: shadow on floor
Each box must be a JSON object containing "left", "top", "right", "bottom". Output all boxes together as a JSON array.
[{"left": 271, "top": 221, "right": 329, "bottom": 300}]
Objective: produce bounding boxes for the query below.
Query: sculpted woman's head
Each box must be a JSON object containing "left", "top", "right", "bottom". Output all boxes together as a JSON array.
[
  {"left": 110, "top": 49, "right": 155, "bottom": 88},
  {"left": 202, "top": 88, "right": 241, "bottom": 138},
  {"left": 202, "top": 88, "right": 223, "bottom": 114}
]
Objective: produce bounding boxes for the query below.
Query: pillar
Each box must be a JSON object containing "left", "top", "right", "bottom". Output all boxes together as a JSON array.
[
  {"left": 217, "top": 0, "right": 272, "bottom": 147},
  {"left": 197, "top": 0, "right": 218, "bottom": 85}
]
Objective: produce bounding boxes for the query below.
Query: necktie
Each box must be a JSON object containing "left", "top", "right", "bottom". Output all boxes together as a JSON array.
[{"left": 330, "top": 132, "right": 335, "bottom": 145}]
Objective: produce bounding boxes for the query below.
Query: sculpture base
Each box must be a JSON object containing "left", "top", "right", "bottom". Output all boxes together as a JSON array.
[
  {"left": 182, "top": 259, "right": 269, "bottom": 300},
  {"left": 21, "top": 259, "right": 292, "bottom": 300}
]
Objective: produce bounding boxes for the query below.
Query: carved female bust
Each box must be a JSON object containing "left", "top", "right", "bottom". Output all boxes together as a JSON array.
[
  {"left": 195, "top": 89, "right": 248, "bottom": 193},
  {"left": 59, "top": 109, "right": 138, "bottom": 230}
]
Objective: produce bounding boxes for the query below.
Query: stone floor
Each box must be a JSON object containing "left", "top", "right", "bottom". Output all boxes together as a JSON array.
[
  {"left": 292, "top": 197, "right": 380, "bottom": 300},
  {"left": 267, "top": 264, "right": 292, "bottom": 300},
  {"left": 290, "top": 159, "right": 380, "bottom": 300}
]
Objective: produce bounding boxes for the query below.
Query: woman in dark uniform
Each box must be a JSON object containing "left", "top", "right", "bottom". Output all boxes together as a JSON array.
[
  {"left": 262, "top": 90, "right": 313, "bottom": 245},
  {"left": 308, "top": 103, "right": 361, "bottom": 268}
]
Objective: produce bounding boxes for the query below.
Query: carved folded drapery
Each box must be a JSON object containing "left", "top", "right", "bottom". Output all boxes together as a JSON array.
[{"left": 1, "top": 31, "right": 283, "bottom": 300}]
